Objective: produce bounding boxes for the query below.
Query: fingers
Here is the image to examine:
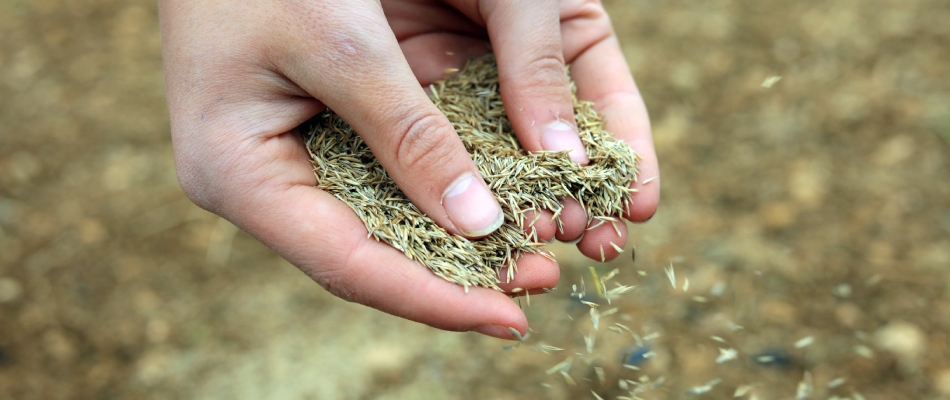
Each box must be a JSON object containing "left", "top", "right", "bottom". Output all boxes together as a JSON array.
[
  {"left": 577, "top": 218, "right": 627, "bottom": 262},
  {"left": 559, "top": 4, "right": 660, "bottom": 222},
  {"left": 521, "top": 210, "right": 557, "bottom": 244},
  {"left": 478, "top": 0, "right": 590, "bottom": 164},
  {"left": 220, "top": 132, "right": 546, "bottom": 339},
  {"left": 278, "top": 2, "right": 504, "bottom": 238},
  {"left": 496, "top": 253, "right": 560, "bottom": 295},
  {"left": 399, "top": 34, "right": 491, "bottom": 86},
  {"left": 554, "top": 197, "right": 588, "bottom": 243}
]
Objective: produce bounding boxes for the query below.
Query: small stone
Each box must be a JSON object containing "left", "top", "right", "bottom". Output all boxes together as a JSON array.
[
  {"left": 760, "top": 299, "right": 799, "bottom": 325},
  {"left": 933, "top": 369, "right": 950, "bottom": 395},
  {"left": 43, "top": 329, "right": 76, "bottom": 362},
  {"left": 832, "top": 284, "right": 852, "bottom": 298},
  {"left": 760, "top": 202, "right": 796, "bottom": 229},
  {"left": 872, "top": 134, "right": 915, "bottom": 167},
  {"left": 835, "top": 303, "right": 862, "bottom": 327},
  {"left": 362, "top": 344, "right": 408, "bottom": 383},
  {"left": 146, "top": 319, "right": 171, "bottom": 343},
  {"left": 0, "top": 277, "right": 23, "bottom": 303},
  {"left": 874, "top": 321, "right": 926, "bottom": 367}
]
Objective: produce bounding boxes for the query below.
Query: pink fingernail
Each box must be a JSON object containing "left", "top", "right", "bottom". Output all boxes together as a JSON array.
[
  {"left": 442, "top": 173, "right": 504, "bottom": 237},
  {"left": 541, "top": 121, "right": 589, "bottom": 164}
]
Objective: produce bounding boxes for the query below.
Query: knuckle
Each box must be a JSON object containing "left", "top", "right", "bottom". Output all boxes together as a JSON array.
[
  {"left": 521, "top": 52, "right": 570, "bottom": 91},
  {"left": 307, "top": 267, "right": 362, "bottom": 304},
  {"left": 175, "top": 161, "right": 221, "bottom": 212},
  {"left": 393, "top": 112, "right": 459, "bottom": 171},
  {"left": 302, "top": 240, "right": 365, "bottom": 304}
]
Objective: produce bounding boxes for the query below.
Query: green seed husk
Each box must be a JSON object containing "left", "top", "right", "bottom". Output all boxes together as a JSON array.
[{"left": 304, "top": 55, "right": 639, "bottom": 290}]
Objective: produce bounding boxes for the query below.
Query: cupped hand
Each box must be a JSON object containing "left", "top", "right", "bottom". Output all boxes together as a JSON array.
[{"left": 159, "top": 0, "right": 658, "bottom": 339}]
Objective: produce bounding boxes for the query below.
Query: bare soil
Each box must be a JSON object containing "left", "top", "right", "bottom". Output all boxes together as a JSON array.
[{"left": 1, "top": 0, "right": 948, "bottom": 399}]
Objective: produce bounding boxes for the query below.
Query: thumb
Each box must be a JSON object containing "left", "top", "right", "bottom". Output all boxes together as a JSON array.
[{"left": 279, "top": 2, "right": 504, "bottom": 238}]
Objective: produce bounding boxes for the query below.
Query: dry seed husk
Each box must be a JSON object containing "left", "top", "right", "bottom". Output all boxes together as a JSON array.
[{"left": 304, "top": 55, "right": 639, "bottom": 290}]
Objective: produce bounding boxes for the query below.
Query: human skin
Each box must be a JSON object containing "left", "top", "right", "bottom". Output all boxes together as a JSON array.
[{"left": 159, "top": 0, "right": 659, "bottom": 339}]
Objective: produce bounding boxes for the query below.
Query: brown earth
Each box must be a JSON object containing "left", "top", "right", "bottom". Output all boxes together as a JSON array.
[{"left": 1, "top": 0, "right": 948, "bottom": 399}]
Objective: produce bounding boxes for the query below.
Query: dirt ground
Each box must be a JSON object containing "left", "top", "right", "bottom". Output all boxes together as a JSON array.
[{"left": 1, "top": 0, "right": 949, "bottom": 399}]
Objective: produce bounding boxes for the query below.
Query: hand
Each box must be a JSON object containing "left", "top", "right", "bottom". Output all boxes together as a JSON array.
[{"left": 159, "top": 0, "right": 659, "bottom": 339}]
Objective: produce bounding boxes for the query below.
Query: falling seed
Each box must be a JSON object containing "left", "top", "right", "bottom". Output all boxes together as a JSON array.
[
  {"left": 833, "top": 284, "right": 852, "bottom": 298},
  {"left": 716, "top": 348, "right": 738, "bottom": 363},
  {"left": 827, "top": 377, "right": 846, "bottom": 389},
  {"left": 546, "top": 357, "right": 573, "bottom": 375},
  {"left": 539, "top": 344, "right": 564, "bottom": 352},
  {"left": 794, "top": 336, "right": 815, "bottom": 349},
  {"left": 443, "top": 67, "right": 460, "bottom": 75},
  {"left": 665, "top": 264, "right": 676, "bottom": 289},
  {"left": 509, "top": 327, "right": 526, "bottom": 342},
  {"left": 590, "top": 267, "right": 604, "bottom": 296},
  {"left": 581, "top": 300, "right": 600, "bottom": 308},
  {"left": 594, "top": 367, "right": 606, "bottom": 385},
  {"left": 560, "top": 371, "right": 576, "bottom": 386},
  {"left": 585, "top": 332, "right": 596, "bottom": 354},
  {"left": 854, "top": 345, "right": 874, "bottom": 358},
  {"left": 735, "top": 385, "right": 755, "bottom": 397},
  {"left": 591, "top": 391, "right": 605, "bottom": 400},
  {"left": 683, "top": 277, "right": 690, "bottom": 292},
  {"left": 590, "top": 308, "right": 601, "bottom": 330},
  {"left": 685, "top": 379, "right": 722, "bottom": 395},
  {"left": 761, "top": 75, "right": 782, "bottom": 88},
  {"left": 796, "top": 371, "right": 813, "bottom": 400},
  {"left": 630, "top": 245, "right": 636, "bottom": 264},
  {"left": 614, "top": 323, "right": 634, "bottom": 335}
]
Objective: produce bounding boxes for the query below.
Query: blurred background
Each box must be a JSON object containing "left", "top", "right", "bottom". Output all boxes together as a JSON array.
[{"left": 1, "top": 0, "right": 948, "bottom": 398}]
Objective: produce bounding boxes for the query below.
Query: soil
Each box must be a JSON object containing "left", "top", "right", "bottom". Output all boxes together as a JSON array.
[{"left": 1, "top": 0, "right": 948, "bottom": 399}]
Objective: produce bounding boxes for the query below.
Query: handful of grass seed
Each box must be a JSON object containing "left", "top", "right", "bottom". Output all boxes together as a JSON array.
[{"left": 304, "top": 55, "right": 639, "bottom": 290}]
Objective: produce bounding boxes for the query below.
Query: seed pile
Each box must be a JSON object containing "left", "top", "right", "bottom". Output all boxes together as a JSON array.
[{"left": 304, "top": 55, "right": 639, "bottom": 290}]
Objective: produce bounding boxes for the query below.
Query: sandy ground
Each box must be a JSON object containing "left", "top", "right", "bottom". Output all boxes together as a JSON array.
[{"left": 1, "top": 0, "right": 949, "bottom": 398}]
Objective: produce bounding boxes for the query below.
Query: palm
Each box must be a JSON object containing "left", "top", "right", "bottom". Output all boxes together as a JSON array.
[{"left": 384, "top": 0, "right": 491, "bottom": 86}]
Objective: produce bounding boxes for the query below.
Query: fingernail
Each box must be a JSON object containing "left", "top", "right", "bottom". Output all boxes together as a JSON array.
[
  {"left": 442, "top": 173, "right": 504, "bottom": 237},
  {"left": 541, "top": 121, "right": 589, "bottom": 164},
  {"left": 472, "top": 324, "right": 516, "bottom": 339}
]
